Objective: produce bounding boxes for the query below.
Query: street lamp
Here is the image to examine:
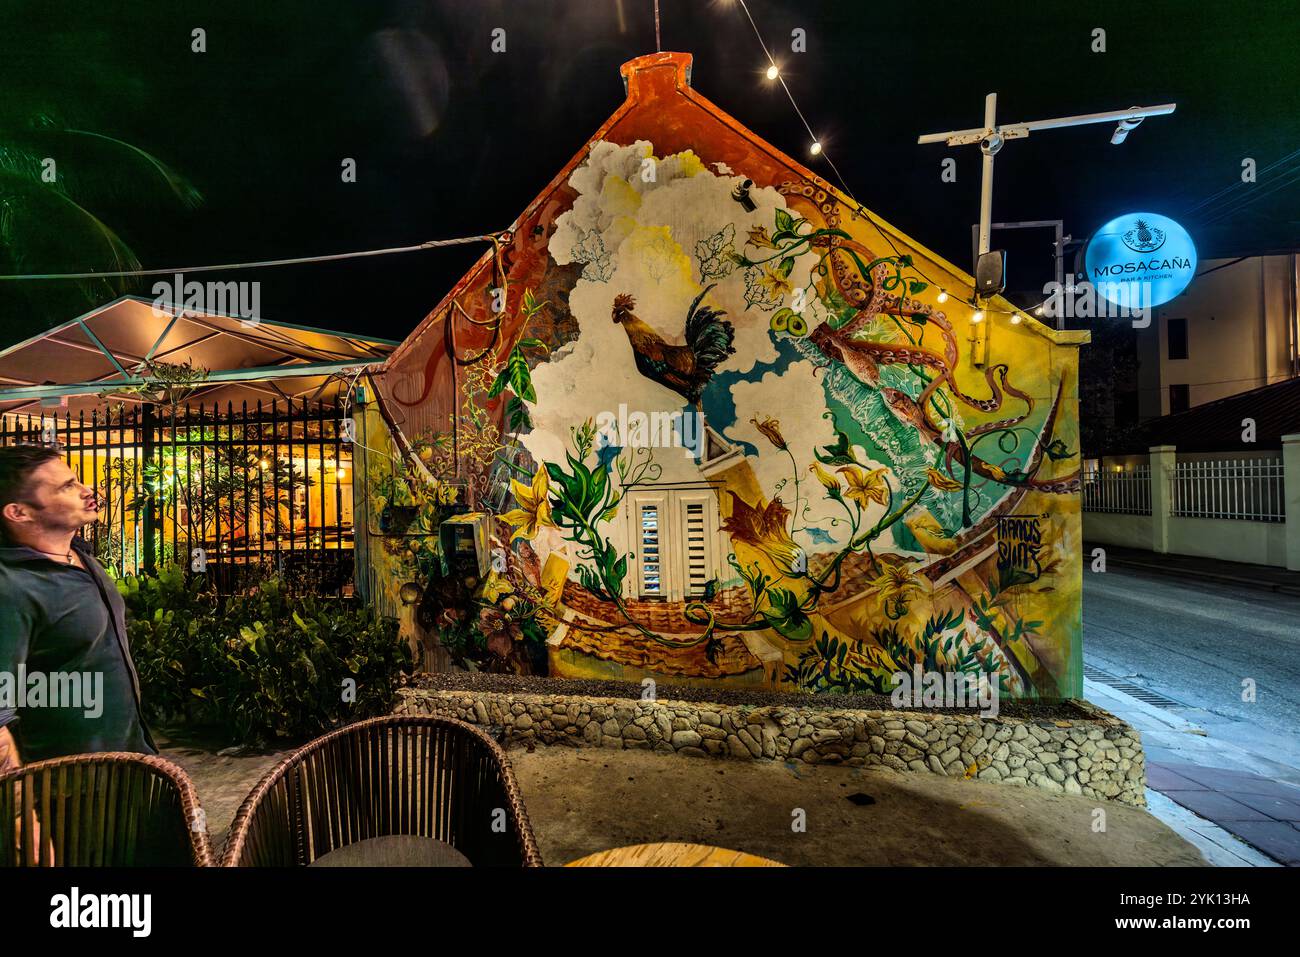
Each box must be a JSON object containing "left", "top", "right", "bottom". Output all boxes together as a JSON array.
[{"left": 918, "top": 95, "right": 1176, "bottom": 298}]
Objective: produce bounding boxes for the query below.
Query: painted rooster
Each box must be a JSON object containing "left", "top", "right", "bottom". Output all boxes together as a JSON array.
[{"left": 611, "top": 283, "right": 736, "bottom": 407}]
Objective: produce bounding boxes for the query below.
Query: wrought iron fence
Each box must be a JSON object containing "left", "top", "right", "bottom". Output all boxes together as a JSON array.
[
  {"left": 1082, "top": 465, "right": 1152, "bottom": 515},
  {"left": 0, "top": 398, "right": 355, "bottom": 595},
  {"left": 1170, "top": 458, "right": 1286, "bottom": 523}
]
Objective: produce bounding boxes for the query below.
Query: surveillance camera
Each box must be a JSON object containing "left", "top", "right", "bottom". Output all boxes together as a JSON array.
[{"left": 979, "top": 133, "right": 1003, "bottom": 155}]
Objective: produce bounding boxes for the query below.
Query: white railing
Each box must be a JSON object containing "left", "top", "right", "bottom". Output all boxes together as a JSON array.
[
  {"left": 1170, "top": 459, "right": 1286, "bottom": 522},
  {"left": 1082, "top": 466, "right": 1152, "bottom": 515}
]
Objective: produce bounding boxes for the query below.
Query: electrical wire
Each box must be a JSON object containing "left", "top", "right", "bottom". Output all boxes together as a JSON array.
[
  {"left": 0, "top": 233, "right": 502, "bottom": 281},
  {"left": 1184, "top": 147, "right": 1300, "bottom": 217},
  {"left": 1200, "top": 164, "right": 1300, "bottom": 226},
  {"left": 732, "top": 0, "right": 1047, "bottom": 323}
]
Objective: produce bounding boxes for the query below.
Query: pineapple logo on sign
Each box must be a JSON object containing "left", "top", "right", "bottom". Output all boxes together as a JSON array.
[
  {"left": 1121, "top": 218, "right": 1166, "bottom": 253},
  {"left": 1083, "top": 211, "right": 1196, "bottom": 310}
]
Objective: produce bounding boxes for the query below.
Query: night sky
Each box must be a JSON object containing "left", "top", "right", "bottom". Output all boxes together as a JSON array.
[{"left": 2, "top": 0, "right": 1297, "bottom": 345}]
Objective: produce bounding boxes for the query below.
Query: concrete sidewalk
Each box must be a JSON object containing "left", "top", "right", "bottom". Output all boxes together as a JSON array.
[
  {"left": 160, "top": 730, "right": 1208, "bottom": 867},
  {"left": 1148, "top": 761, "right": 1300, "bottom": 865},
  {"left": 1086, "top": 541, "right": 1300, "bottom": 597},
  {"left": 509, "top": 745, "right": 1205, "bottom": 867},
  {"left": 1084, "top": 678, "right": 1290, "bottom": 866}
]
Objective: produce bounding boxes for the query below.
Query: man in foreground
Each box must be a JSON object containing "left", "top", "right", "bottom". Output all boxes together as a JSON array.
[{"left": 0, "top": 445, "right": 156, "bottom": 777}]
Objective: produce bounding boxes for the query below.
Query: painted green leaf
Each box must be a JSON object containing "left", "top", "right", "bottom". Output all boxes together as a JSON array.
[
  {"left": 774, "top": 208, "right": 795, "bottom": 233},
  {"left": 814, "top": 428, "right": 858, "bottom": 466},
  {"left": 763, "top": 588, "right": 813, "bottom": 641},
  {"left": 521, "top": 289, "right": 551, "bottom": 319},
  {"left": 487, "top": 346, "right": 536, "bottom": 403},
  {"left": 1044, "top": 438, "right": 1075, "bottom": 461},
  {"left": 487, "top": 366, "right": 510, "bottom": 398},
  {"left": 506, "top": 395, "right": 532, "bottom": 432}
]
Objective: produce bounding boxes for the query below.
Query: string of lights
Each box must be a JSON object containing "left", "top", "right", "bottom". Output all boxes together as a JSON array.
[{"left": 732, "top": 0, "right": 1057, "bottom": 329}]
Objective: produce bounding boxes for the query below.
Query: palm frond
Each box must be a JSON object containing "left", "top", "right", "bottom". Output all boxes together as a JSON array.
[{"left": 0, "top": 168, "right": 142, "bottom": 299}]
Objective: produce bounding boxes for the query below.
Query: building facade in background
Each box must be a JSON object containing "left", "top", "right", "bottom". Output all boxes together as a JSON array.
[{"left": 1138, "top": 254, "right": 1300, "bottom": 419}]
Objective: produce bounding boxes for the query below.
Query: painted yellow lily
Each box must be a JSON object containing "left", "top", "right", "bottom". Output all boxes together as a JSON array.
[
  {"left": 751, "top": 415, "right": 788, "bottom": 451},
  {"left": 905, "top": 510, "right": 959, "bottom": 555},
  {"left": 500, "top": 467, "right": 555, "bottom": 542},
  {"left": 837, "top": 465, "right": 889, "bottom": 509},
  {"left": 758, "top": 263, "right": 794, "bottom": 300},
  {"left": 809, "top": 461, "right": 841, "bottom": 494},
  {"left": 870, "top": 561, "right": 922, "bottom": 605},
  {"left": 721, "top": 491, "right": 803, "bottom": 574},
  {"left": 478, "top": 570, "right": 514, "bottom": 604},
  {"left": 925, "top": 466, "right": 963, "bottom": 492}
]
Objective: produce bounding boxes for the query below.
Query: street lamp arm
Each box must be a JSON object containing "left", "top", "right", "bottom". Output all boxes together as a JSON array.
[
  {"left": 914, "top": 94, "right": 1178, "bottom": 315},
  {"left": 917, "top": 103, "right": 1176, "bottom": 145}
]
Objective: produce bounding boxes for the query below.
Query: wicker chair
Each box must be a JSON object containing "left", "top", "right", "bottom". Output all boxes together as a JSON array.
[
  {"left": 0, "top": 752, "right": 213, "bottom": 867},
  {"left": 221, "top": 715, "right": 542, "bottom": 867}
]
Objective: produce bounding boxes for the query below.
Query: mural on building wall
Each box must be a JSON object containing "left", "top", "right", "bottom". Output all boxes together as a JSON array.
[{"left": 368, "top": 55, "right": 1086, "bottom": 699}]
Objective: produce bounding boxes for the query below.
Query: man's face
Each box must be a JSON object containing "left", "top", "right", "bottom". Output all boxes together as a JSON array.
[{"left": 4, "top": 459, "right": 99, "bottom": 535}]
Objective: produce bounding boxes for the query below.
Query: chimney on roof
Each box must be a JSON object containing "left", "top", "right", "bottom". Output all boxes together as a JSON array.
[{"left": 620, "top": 52, "right": 692, "bottom": 99}]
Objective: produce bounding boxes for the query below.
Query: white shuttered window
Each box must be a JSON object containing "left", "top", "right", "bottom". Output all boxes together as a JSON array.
[{"left": 625, "top": 488, "right": 722, "bottom": 601}]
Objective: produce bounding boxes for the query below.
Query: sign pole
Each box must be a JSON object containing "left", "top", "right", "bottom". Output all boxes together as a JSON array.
[{"left": 978, "top": 93, "right": 997, "bottom": 258}]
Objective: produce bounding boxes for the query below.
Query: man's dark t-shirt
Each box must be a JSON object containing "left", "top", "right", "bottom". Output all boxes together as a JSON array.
[{"left": 0, "top": 539, "right": 156, "bottom": 761}]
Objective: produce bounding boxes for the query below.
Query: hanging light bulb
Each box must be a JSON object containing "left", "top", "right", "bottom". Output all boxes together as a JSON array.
[
  {"left": 809, "top": 141, "right": 822, "bottom": 155},
  {"left": 972, "top": 309, "right": 985, "bottom": 323},
  {"left": 1011, "top": 313, "right": 1023, "bottom": 324},
  {"left": 1034, "top": 305, "right": 1044, "bottom": 316},
  {"left": 766, "top": 64, "right": 779, "bottom": 80},
  {"left": 936, "top": 290, "right": 949, "bottom": 304}
]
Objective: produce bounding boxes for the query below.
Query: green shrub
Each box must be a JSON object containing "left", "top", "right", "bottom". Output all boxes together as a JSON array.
[{"left": 118, "top": 564, "right": 411, "bottom": 745}]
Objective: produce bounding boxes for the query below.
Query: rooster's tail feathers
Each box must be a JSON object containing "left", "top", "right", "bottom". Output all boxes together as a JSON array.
[
  {"left": 688, "top": 314, "right": 736, "bottom": 377},
  {"left": 684, "top": 284, "right": 736, "bottom": 372}
]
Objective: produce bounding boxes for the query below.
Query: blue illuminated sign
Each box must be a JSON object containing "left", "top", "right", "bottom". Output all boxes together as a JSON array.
[{"left": 1083, "top": 212, "right": 1197, "bottom": 309}]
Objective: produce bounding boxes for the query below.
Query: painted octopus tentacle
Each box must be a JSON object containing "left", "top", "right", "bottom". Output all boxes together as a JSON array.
[
  {"left": 916, "top": 360, "right": 1006, "bottom": 421},
  {"left": 966, "top": 367, "right": 1032, "bottom": 437},
  {"left": 780, "top": 182, "right": 1079, "bottom": 494}
]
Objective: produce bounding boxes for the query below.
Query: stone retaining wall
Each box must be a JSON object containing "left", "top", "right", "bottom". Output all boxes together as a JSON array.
[{"left": 395, "top": 688, "right": 1146, "bottom": 807}]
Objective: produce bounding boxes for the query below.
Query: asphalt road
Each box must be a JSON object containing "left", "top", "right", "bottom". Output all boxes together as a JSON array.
[{"left": 1083, "top": 565, "right": 1300, "bottom": 751}]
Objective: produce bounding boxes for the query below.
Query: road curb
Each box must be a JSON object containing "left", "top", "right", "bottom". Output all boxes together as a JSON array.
[{"left": 1102, "top": 556, "right": 1300, "bottom": 598}]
